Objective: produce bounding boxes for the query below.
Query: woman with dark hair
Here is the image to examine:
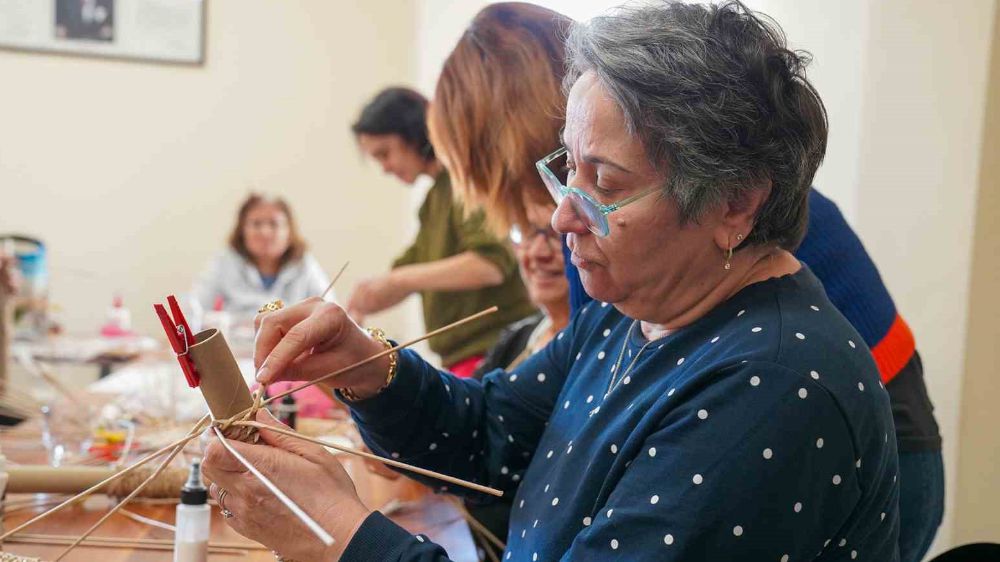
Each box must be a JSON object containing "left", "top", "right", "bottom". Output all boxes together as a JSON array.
[
  {"left": 192, "top": 193, "right": 330, "bottom": 330},
  {"left": 204, "top": 2, "right": 900, "bottom": 560},
  {"left": 351, "top": 87, "right": 438, "bottom": 186},
  {"left": 348, "top": 87, "right": 536, "bottom": 376}
]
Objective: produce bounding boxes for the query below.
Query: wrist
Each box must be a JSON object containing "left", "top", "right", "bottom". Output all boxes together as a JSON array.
[
  {"left": 388, "top": 267, "right": 416, "bottom": 295},
  {"left": 344, "top": 356, "right": 392, "bottom": 400},
  {"left": 341, "top": 328, "right": 397, "bottom": 401},
  {"left": 322, "top": 500, "right": 372, "bottom": 560}
]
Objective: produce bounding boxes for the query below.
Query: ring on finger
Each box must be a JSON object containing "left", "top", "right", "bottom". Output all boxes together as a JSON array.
[
  {"left": 258, "top": 299, "right": 284, "bottom": 314},
  {"left": 218, "top": 487, "right": 234, "bottom": 519}
]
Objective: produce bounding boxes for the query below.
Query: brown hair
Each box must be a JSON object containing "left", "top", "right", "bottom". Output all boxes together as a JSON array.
[
  {"left": 228, "top": 194, "right": 307, "bottom": 267},
  {"left": 427, "top": 2, "right": 572, "bottom": 235}
]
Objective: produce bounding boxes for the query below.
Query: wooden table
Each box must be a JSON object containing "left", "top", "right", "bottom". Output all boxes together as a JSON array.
[{"left": 0, "top": 434, "right": 478, "bottom": 561}]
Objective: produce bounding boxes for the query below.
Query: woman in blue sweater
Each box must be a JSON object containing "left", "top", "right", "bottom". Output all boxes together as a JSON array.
[{"left": 203, "top": 3, "right": 900, "bottom": 560}]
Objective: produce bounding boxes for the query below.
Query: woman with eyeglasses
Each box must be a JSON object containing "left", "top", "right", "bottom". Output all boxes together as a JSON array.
[
  {"left": 192, "top": 193, "right": 331, "bottom": 332},
  {"left": 474, "top": 210, "right": 569, "bottom": 380},
  {"left": 193, "top": 193, "right": 345, "bottom": 419},
  {"left": 466, "top": 205, "right": 569, "bottom": 553},
  {"left": 202, "top": 3, "right": 900, "bottom": 560}
]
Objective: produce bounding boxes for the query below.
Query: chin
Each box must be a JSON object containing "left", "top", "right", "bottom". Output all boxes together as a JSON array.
[{"left": 579, "top": 270, "right": 625, "bottom": 305}]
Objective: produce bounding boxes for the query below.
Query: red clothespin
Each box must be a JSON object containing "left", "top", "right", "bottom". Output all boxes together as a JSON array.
[{"left": 154, "top": 295, "right": 201, "bottom": 388}]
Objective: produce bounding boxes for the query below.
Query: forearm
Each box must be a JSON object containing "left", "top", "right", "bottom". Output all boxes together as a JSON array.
[
  {"left": 347, "top": 350, "right": 542, "bottom": 500},
  {"left": 391, "top": 252, "right": 504, "bottom": 293}
]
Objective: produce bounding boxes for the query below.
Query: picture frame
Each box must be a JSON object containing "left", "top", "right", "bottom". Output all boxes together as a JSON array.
[{"left": 0, "top": 0, "right": 205, "bottom": 66}]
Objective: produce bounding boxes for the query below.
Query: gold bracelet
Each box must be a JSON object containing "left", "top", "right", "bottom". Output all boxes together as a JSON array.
[{"left": 341, "top": 327, "right": 398, "bottom": 402}]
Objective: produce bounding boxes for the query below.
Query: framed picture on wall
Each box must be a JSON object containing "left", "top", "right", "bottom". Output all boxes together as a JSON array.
[
  {"left": 55, "top": 0, "right": 116, "bottom": 43},
  {"left": 0, "top": 0, "right": 205, "bottom": 65}
]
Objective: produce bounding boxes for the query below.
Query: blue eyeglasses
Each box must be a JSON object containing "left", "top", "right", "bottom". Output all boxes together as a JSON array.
[{"left": 535, "top": 147, "right": 659, "bottom": 237}]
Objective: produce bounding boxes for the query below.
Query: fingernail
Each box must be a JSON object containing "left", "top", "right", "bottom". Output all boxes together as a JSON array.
[{"left": 255, "top": 363, "right": 270, "bottom": 382}]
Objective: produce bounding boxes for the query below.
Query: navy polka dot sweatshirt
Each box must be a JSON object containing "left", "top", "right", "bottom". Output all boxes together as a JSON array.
[{"left": 341, "top": 267, "right": 900, "bottom": 561}]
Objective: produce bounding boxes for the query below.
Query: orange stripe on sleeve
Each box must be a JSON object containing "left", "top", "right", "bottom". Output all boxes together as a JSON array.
[{"left": 871, "top": 314, "right": 916, "bottom": 384}]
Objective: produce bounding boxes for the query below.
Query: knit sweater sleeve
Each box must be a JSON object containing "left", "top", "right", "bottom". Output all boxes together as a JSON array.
[{"left": 339, "top": 324, "right": 576, "bottom": 560}]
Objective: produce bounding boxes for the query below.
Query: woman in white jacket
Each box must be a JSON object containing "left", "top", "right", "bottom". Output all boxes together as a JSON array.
[{"left": 192, "top": 194, "right": 331, "bottom": 333}]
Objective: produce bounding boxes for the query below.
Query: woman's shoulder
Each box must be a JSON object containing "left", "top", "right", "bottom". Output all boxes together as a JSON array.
[
  {"left": 707, "top": 269, "right": 867, "bottom": 355},
  {"left": 694, "top": 267, "right": 891, "bottom": 431}
]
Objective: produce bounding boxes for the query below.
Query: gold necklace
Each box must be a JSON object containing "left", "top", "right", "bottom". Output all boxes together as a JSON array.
[{"left": 589, "top": 320, "right": 657, "bottom": 416}]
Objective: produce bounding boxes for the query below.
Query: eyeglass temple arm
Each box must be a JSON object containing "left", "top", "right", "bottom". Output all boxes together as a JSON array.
[{"left": 599, "top": 186, "right": 662, "bottom": 214}]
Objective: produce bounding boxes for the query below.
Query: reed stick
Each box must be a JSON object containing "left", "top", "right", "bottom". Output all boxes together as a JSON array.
[
  {"left": 15, "top": 356, "right": 76, "bottom": 406},
  {"left": 8, "top": 533, "right": 266, "bottom": 550},
  {"left": 450, "top": 497, "right": 506, "bottom": 551},
  {"left": 116, "top": 507, "right": 175, "bottom": 532},
  {"left": 6, "top": 535, "right": 254, "bottom": 555},
  {"left": 52, "top": 417, "right": 210, "bottom": 561},
  {"left": 233, "top": 420, "right": 503, "bottom": 497},
  {"left": 211, "top": 426, "right": 334, "bottom": 546},
  {"left": 261, "top": 306, "right": 498, "bottom": 408},
  {"left": 320, "top": 261, "right": 349, "bottom": 300}
]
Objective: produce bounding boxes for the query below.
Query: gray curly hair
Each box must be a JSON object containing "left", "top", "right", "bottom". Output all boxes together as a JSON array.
[{"left": 564, "top": 0, "right": 828, "bottom": 250}]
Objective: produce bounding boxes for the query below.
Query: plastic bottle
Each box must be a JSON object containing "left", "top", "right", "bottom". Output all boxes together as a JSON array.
[
  {"left": 100, "top": 294, "right": 132, "bottom": 337},
  {"left": 277, "top": 393, "right": 298, "bottom": 430},
  {"left": 174, "top": 459, "right": 210, "bottom": 562}
]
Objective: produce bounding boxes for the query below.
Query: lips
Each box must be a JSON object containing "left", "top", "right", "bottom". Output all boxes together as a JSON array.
[{"left": 570, "top": 251, "right": 603, "bottom": 270}]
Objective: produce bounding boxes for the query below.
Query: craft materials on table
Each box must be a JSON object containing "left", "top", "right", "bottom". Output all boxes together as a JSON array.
[{"left": 0, "top": 295, "right": 498, "bottom": 561}]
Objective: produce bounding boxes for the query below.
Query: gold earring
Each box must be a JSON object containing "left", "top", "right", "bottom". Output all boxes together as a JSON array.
[{"left": 724, "top": 234, "right": 743, "bottom": 271}]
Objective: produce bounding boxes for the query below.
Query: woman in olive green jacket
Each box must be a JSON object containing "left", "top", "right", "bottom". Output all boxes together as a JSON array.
[{"left": 348, "top": 87, "right": 536, "bottom": 376}]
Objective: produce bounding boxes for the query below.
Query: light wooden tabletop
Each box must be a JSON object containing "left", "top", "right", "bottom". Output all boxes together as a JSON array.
[{"left": 1, "top": 435, "right": 478, "bottom": 561}]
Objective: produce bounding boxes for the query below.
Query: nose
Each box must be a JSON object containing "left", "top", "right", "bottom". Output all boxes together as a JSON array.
[{"left": 552, "top": 197, "right": 587, "bottom": 236}]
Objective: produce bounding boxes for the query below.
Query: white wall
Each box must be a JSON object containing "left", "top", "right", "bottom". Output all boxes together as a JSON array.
[
  {"left": 742, "top": 0, "right": 868, "bottom": 222},
  {"left": 414, "top": 0, "right": 1000, "bottom": 556},
  {"left": 0, "top": 0, "right": 421, "bottom": 340},
  {"left": 853, "top": 0, "right": 998, "bottom": 555},
  {"left": 956, "top": 3, "right": 1000, "bottom": 538}
]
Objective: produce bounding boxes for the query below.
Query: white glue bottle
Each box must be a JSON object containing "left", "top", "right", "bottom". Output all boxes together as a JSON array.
[{"left": 174, "top": 459, "right": 210, "bottom": 562}]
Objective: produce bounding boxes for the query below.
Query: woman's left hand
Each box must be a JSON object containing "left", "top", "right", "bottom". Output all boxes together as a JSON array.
[{"left": 202, "top": 409, "right": 372, "bottom": 561}]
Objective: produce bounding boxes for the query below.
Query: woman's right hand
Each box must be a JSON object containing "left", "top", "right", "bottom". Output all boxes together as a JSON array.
[{"left": 253, "top": 297, "right": 391, "bottom": 400}]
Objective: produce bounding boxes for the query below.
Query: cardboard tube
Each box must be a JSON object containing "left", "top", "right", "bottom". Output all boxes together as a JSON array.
[
  {"left": 187, "top": 329, "right": 258, "bottom": 442},
  {"left": 6, "top": 465, "right": 185, "bottom": 498},
  {"left": 7, "top": 466, "right": 113, "bottom": 494}
]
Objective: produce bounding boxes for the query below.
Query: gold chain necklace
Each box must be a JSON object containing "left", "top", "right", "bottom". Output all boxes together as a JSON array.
[{"left": 589, "top": 320, "right": 658, "bottom": 417}]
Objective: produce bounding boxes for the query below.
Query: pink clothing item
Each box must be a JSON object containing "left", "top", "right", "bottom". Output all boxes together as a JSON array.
[
  {"left": 254, "top": 381, "right": 338, "bottom": 419},
  {"left": 447, "top": 354, "right": 485, "bottom": 379}
]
